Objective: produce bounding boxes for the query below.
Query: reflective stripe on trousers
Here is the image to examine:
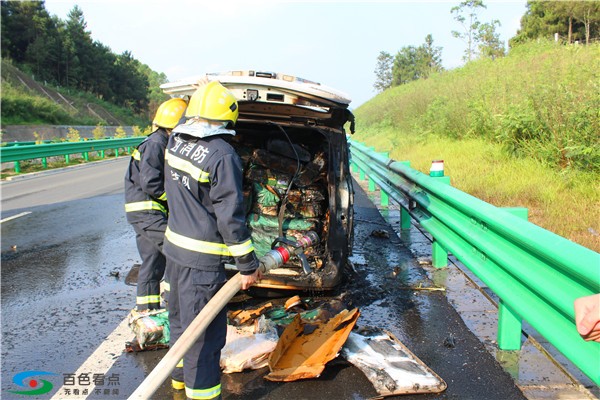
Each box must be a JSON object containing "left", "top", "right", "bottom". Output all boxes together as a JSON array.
[
  {"left": 136, "top": 294, "right": 161, "bottom": 305},
  {"left": 186, "top": 384, "right": 221, "bottom": 399},
  {"left": 166, "top": 263, "right": 226, "bottom": 399}
]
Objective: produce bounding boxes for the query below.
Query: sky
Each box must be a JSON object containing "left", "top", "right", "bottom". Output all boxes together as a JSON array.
[{"left": 44, "top": 0, "right": 528, "bottom": 108}]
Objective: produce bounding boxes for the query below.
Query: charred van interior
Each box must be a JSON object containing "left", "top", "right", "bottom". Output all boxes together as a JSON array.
[
  {"left": 160, "top": 71, "right": 355, "bottom": 292},
  {"left": 229, "top": 121, "right": 352, "bottom": 292}
]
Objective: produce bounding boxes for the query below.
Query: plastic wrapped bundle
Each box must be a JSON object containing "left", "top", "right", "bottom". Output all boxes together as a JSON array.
[{"left": 127, "top": 309, "right": 170, "bottom": 349}]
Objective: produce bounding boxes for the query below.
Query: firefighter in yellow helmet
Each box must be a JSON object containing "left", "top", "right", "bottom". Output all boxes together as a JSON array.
[
  {"left": 163, "top": 81, "right": 260, "bottom": 398},
  {"left": 124, "top": 98, "right": 187, "bottom": 311}
]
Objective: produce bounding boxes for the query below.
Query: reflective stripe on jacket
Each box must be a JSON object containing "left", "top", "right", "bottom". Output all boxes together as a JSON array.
[
  {"left": 163, "top": 133, "right": 258, "bottom": 274},
  {"left": 124, "top": 129, "right": 169, "bottom": 223}
]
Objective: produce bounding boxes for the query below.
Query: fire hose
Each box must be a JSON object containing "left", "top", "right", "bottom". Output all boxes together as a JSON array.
[{"left": 128, "top": 231, "right": 319, "bottom": 399}]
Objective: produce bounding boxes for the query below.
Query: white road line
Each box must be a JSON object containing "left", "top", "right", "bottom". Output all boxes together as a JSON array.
[
  {"left": 51, "top": 317, "right": 133, "bottom": 399},
  {"left": 0, "top": 211, "right": 32, "bottom": 224}
]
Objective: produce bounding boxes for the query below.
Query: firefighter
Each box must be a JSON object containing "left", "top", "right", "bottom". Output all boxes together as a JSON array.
[
  {"left": 124, "top": 98, "right": 187, "bottom": 311},
  {"left": 163, "top": 81, "right": 260, "bottom": 399}
]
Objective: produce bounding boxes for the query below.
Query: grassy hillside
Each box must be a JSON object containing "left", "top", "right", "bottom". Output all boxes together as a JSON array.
[
  {"left": 353, "top": 40, "right": 600, "bottom": 252},
  {"left": 1, "top": 61, "right": 147, "bottom": 126}
]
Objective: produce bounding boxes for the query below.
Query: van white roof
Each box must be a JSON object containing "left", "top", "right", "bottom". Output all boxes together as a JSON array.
[{"left": 160, "top": 70, "right": 351, "bottom": 110}]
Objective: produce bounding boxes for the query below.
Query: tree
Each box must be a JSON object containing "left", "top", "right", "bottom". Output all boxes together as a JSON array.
[
  {"left": 64, "top": 5, "right": 93, "bottom": 89},
  {"left": 476, "top": 20, "right": 505, "bottom": 60},
  {"left": 373, "top": 51, "right": 393, "bottom": 93},
  {"left": 391, "top": 35, "right": 444, "bottom": 86},
  {"left": 137, "top": 62, "right": 169, "bottom": 118},
  {"left": 89, "top": 41, "right": 116, "bottom": 101},
  {"left": 1, "top": 0, "right": 60, "bottom": 81},
  {"left": 451, "top": 0, "right": 487, "bottom": 62},
  {"left": 573, "top": 1, "right": 600, "bottom": 44},
  {"left": 510, "top": 1, "right": 599, "bottom": 46},
  {"left": 392, "top": 46, "right": 420, "bottom": 86},
  {"left": 556, "top": 1, "right": 580, "bottom": 43},
  {"left": 422, "top": 34, "right": 443, "bottom": 75},
  {"left": 1, "top": 0, "right": 163, "bottom": 119},
  {"left": 112, "top": 51, "right": 149, "bottom": 113}
]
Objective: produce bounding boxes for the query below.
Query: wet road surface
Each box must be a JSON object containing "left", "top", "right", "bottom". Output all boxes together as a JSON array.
[{"left": 1, "top": 161, "right": 527, "bottom": 399}]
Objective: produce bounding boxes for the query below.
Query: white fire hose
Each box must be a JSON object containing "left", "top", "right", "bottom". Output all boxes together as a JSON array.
[{"left": 128, "top": 232, "right": 318, "bottom": 399}]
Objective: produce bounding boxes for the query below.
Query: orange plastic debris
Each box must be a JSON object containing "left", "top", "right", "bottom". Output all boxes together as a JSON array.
[
  {"left": 228, "top": 302, "right": 273, "bottom": 326},
  {"left": 265, "top": 308, "right": 360, "bottom": 382},
  {"left": 284, "top": 295, "right": 302, "bottom": 311}
]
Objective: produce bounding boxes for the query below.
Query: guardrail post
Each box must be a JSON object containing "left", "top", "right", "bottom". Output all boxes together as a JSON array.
[
  {"left": 65, "top": 154, "right": 70, "bottom": 164},
  {"left": 399, "top": 161, "right": 411, "bottom": 230},
  {"left": 13, "top": 142, "right": 22, "bottom": 173},
  {"left": 83, "top": 152, "right": 89, "bottom": 162},
  {"left": 429, "top": 160, "right": 450, "bottom": 267},
  {"left": 378, "top": 152, "right": 390, "bottom": 205},
  {"left": 380, "top": 190, "right": 389, "bottom": 207},
  {"left": 101, "top": 150, "right": 105, "bottom": 158},
  {"left": 498, "top": 300, "right": 523, "bottom": 350},
  {"left": 497, "top": 207, "right": 528, "bottom": 350},
  {"left": 432, "top": 240, "right": 448, "bottom": 268},
  {"left": 368, "top": 176, "right": 376, "bottom": 192},
  {"left": 42, "top": 158, "right": 47, "bottom": 169},
  {"left": 115, "top": 148, "right": 119, "bottom": 157},
  {"left": 401, "top": 207, "right": 411, "bottom": 229}
]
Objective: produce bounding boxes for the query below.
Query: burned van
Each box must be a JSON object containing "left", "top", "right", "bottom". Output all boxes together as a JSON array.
[{"left": 161, "top": 71, "right": 354, "bottom": 292}]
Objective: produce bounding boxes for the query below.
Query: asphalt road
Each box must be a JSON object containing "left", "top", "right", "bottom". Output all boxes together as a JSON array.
[
  {"left": 1, "top": 157, "right": 128, "bottom": 214},
  {"left": 1, "top": 159, "right": 526, "bottom": 400}
]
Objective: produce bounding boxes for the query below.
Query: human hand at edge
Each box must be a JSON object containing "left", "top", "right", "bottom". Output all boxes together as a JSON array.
[
  {"left": 240, "top": 269, "right": 262, "bottom": 290},
  {"left": 574, "top": 294, "right": 600, "bottom": 342}
]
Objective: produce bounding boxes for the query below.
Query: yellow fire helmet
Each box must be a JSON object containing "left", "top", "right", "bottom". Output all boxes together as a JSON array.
[
  {"left": 185, "top": 81, "right": 239, "bottom": 126},
  {"left": 153, "top": 98, "right": 187, "bottom": 129}
]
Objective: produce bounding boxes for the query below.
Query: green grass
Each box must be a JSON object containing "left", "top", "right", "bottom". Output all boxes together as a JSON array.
[
  {"left": 1, "top": 82, "right": 76, "bottom": 125},
  {"left": 355, "top": 40, "right": 600, "bottom": 172},
  {"left": 351, "top": 132, "right": 600, "bottom": 252},
  {"left": 1, "top": 62, "right": 148, "bottom": 126},
  {"left": 352, "top": 41, "right": 600, "bottom": 252}
]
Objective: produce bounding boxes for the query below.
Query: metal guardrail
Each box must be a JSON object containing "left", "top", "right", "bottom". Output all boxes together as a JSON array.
[
  {"left": 349, "top": 139, "right": 600, "bottom": 385},
  {"left": 0, "top": 137, "right": 144, "bottom": 172},
  {"left": 1, "top": 140, "right": 52, "bottom": 147},
  {"left": 1, "top": 137, "right": 116, "bottom": 147}
]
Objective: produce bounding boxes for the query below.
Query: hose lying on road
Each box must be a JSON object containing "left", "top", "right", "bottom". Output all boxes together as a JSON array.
[
  {"left": 128, "top": 231, "right": 319, "bottom": 399},
  {"left": 128, "top": 273, "right": 243, "bottom": 399}
]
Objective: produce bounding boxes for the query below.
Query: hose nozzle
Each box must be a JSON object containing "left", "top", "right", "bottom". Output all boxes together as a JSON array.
[{"left": 259, "top": 231, "right": 319, "bottom": 274}]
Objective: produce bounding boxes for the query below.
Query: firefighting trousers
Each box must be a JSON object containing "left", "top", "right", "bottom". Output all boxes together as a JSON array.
[
  {"left": 131, "top": 216, "right": 167, "bottom": 310},
  {"left": 166, "top": 261, "right": 227, "bottom": 400}
]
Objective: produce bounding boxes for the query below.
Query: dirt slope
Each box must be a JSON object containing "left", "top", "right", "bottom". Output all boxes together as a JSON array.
[{"left": 1, "top": 61, "right": 123, "bottom": 125}]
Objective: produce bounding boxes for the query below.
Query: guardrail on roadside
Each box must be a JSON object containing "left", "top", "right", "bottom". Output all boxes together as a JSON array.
[
  {"left": 1, "top": 140, "right": 53, "bottom": 147},
  {"left": 0, "top": 137, "right": 116, "bottom": 147},
  {"left": 0, "top": 137, "right": 144, "bottom": 173},
  {"left": 349, "top": 139, "right": 600, "bottom": 385}
]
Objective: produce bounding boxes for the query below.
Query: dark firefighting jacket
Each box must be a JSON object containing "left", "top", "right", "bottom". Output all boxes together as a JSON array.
[
  {"left": 124, "top": 128, "right": 169, "bottom": 224},
  {"left": 162, "top": 133, "right": 259, "bottom": 274}
]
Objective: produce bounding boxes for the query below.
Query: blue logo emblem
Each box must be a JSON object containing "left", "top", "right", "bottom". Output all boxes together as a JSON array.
[{"left": 9, "top": 371, "right": 57, "bottom": 396}]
